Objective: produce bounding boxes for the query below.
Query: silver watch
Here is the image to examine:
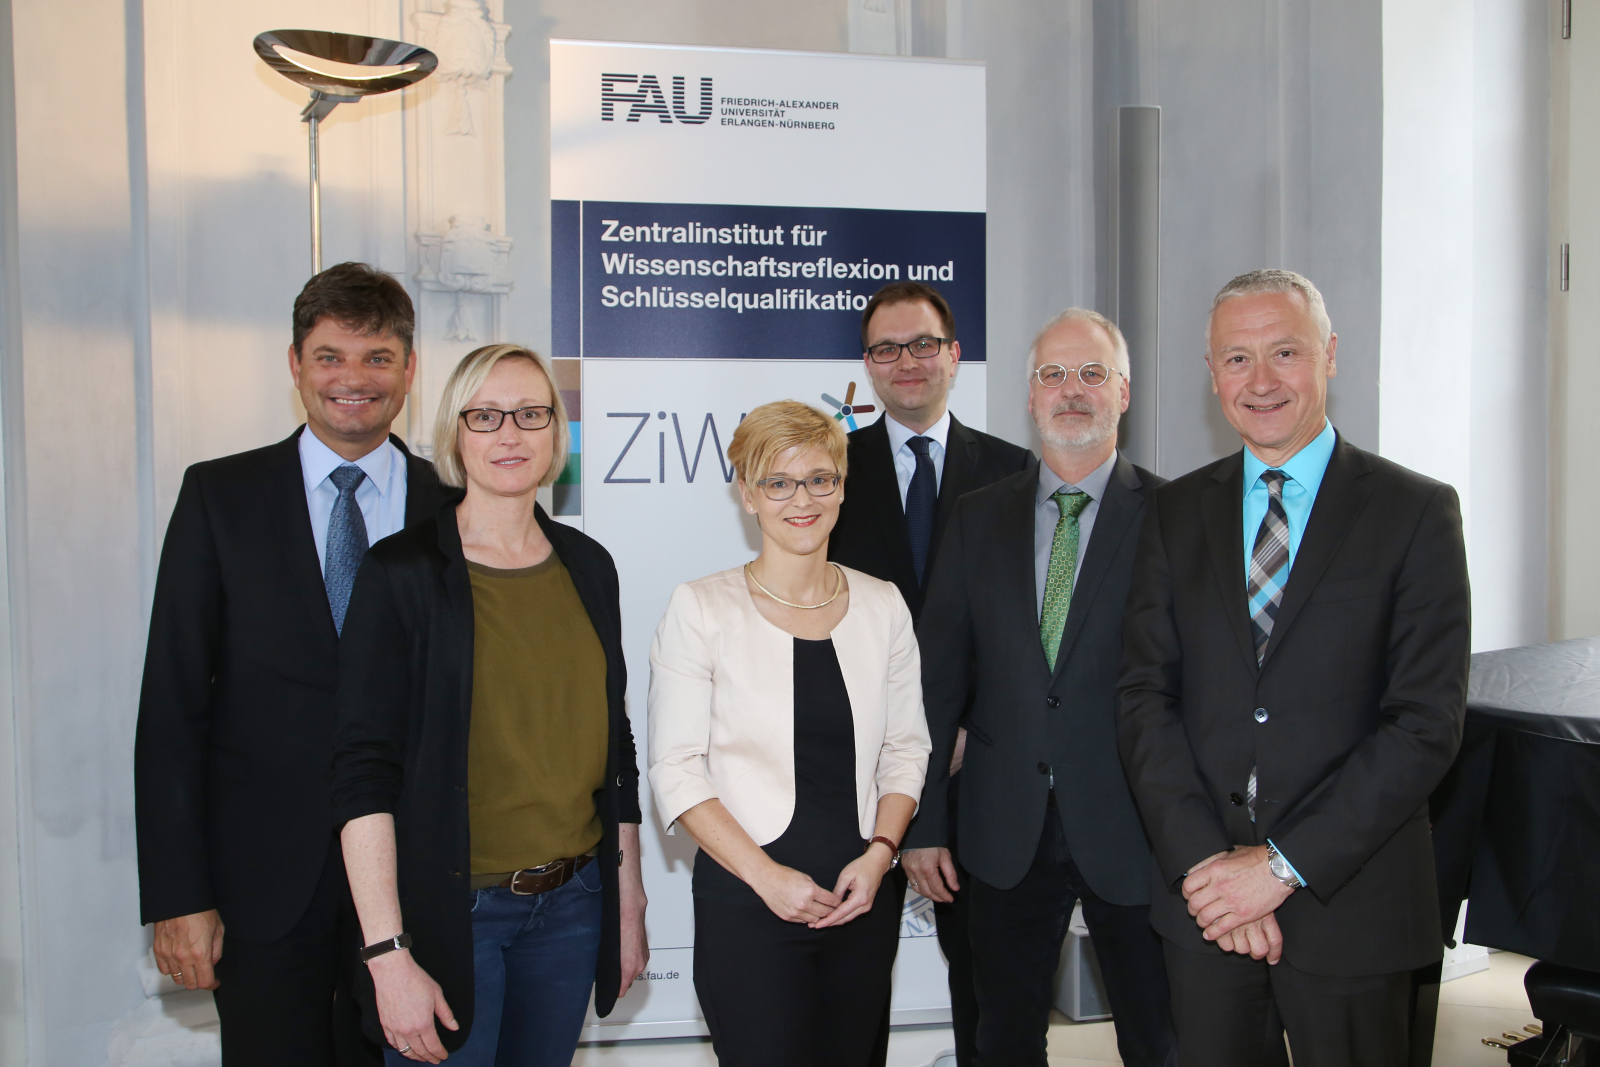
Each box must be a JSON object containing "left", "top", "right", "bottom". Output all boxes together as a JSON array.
[{"left": 1265, "top": 843, "right": 1303, "bottom": 889}]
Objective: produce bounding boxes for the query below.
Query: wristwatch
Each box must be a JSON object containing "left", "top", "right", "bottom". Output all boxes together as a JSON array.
[
  {"left": 1265, "top": 843, "right": 1303, "bottom": 889},
  {"left": 360, "top": 932, "right": 413, "bottom": 963}
]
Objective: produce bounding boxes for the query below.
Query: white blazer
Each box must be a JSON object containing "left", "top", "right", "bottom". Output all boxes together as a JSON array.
[{"left": 648, "top": 565, "right": 930, "bottom": 845}]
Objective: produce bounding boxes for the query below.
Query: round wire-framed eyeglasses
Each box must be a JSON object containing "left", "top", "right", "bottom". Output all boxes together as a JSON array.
[{"left": 1033, "top": 363, "right": 1116, "bottom": 388}]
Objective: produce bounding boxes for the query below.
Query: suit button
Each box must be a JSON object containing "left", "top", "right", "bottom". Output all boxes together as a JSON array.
[
  {"left": 1037, "top": 762, "right": 1050, "bottom": 775},
  {"left": 1254, "top": 708, "right": 1269, "bottom": 723},
  {"left": 1046, "top": 696, "right": 1060, "bottom": 709},
  {"left": 616, "top": 775, "right": 623, "bottom": 787},
  {"left": 1230, "top": 792, "right": 1245, "bottom": 806}
]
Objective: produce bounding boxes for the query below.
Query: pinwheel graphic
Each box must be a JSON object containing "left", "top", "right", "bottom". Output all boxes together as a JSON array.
[{"left": 822, "top": 382, "right": 876, "bottom": 431}]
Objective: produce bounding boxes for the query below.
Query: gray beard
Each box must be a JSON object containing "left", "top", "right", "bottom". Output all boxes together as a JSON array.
[{"left": 1034, "top": 403, "right": 1119, "bottom": 451}]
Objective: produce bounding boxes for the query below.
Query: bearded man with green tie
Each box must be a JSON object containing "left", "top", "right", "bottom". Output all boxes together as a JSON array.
[
  {"left": 903, "top": 309, "right": 1175, "bottom": 1067},
  {"left": 1116, "top": 270, "right": 1471, "bottom": 1066}
]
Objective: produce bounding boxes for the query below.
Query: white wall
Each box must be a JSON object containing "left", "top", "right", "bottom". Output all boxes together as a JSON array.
[
  {"left": 1381, "top": 0, "right": 1550, "bottom": 652},
  {"left": 0, "top": 0, "right": 1558, "bottom": 1061}
]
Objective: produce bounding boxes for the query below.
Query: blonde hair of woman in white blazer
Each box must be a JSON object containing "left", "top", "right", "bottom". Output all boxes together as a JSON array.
[{"left": 648, "top": 399, "right": 931, "bottom": 1067}]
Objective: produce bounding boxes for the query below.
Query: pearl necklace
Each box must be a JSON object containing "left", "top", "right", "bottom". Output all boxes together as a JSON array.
[{"left": 745, "top": 562, "right": 845, "bottom": 610}]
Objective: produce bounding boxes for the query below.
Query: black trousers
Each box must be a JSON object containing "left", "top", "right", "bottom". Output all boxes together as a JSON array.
[
  {"left": 1163, "top": 938, "right": 1413, "bottom": 1067},
  {"left": 966, "top": 804, "right": 1175, "bottom": 1067},
  {"left": 694, "top": 880, "right": 901, "bottom": 1067},
  {"left": 212, "top": 836, "right": 380, "bottom": 1067},
  {"left": 868, "top": 773, "right": 980, "bottom": 1067}
]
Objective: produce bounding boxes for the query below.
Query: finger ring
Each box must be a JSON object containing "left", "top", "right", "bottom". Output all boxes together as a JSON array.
[
  {"left": 909, "top": 880, "right": 918, "bottom": 888},
  {"left": 397, "top": 1045, "right": 411, "bottom": 1054},
  {"left": 170, "top": 972, "right": 183, "bottom": 980}
]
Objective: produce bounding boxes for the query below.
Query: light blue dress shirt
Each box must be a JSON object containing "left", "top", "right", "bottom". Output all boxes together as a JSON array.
[
  {"left": 299, "top": 428, "right": 409, "bottom": 576},
  {"left": 1241, "top": 418, "right": 1337, "bottom": 577},
  {"left": 882, "top": 410, "right": 951, "bottom": 507},
  {"left": 1034, "top": 450, "right": 1118, "bottom": 620},
  {"left": 1240, "top": 417, "right": 1336, "bottom": 888}
]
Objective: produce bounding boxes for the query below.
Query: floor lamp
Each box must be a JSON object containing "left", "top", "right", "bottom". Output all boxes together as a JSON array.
[{"left": 253, "top": 29, "right": 437, "bottom": 273}]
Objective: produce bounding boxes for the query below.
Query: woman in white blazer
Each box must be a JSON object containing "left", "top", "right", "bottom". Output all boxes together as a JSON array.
[{"left": 649, "top": 400, "right": 930, "bottom": 1067}]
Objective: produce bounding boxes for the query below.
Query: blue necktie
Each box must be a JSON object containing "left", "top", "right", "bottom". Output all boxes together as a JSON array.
[
  {"left": 325, "top": 464, "right": 369, "bottom": 635},
  {"left": 905, "top": 436, "right": 937, "bottom": 585}
]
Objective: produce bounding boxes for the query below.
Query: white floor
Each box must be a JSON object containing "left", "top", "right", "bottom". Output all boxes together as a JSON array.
[{"left": 571, "top": 953, "right": 1543, "bottom": 1067}]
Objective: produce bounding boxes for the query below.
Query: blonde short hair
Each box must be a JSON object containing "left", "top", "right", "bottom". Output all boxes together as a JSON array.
[
  {"left": 431, "top": 344, "right": 571, "bottom": 490},
  {"left": 727, "top": 400, "right": 848, "bottom": 486}
]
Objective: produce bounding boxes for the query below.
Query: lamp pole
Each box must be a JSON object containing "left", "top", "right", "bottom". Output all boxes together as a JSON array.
[
  {"left": 254, "top": 30, "right": 437, "bottom": 277},
  {"left": 308, "top": 107, "right": 322, "bottom": 273}
]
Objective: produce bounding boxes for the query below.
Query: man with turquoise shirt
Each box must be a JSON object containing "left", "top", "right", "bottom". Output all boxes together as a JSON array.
[{"left": 1117, "top": 270, "right": 1471, "bottom": 1067}]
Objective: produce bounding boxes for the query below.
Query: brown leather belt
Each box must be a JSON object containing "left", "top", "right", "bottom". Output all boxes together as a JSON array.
[{"left": 494, "top": 854, "right": 592, "bottom": 896}]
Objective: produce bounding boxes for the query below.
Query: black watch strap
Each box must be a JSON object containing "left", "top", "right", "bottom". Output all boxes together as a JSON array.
[{"left": 360, "top": 933, "right": 413, "bottom": 963}]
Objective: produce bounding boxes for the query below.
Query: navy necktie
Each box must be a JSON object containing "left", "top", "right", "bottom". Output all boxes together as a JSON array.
[
  {"left": 325, "top": 464, "right": 370, "bottom": 635},
  {"left": 905, "top": 436, "right": 937, "bottom": 585}
]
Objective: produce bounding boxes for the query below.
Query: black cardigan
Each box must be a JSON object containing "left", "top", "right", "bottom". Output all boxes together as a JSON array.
[{"left": 332, "top": 500, "right": 642, "bottom": 1050}]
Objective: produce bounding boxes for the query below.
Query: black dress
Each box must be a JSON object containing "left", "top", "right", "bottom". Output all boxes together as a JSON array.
[{"left": 692, "top": 638, "right": 902, "bottom": 1067}]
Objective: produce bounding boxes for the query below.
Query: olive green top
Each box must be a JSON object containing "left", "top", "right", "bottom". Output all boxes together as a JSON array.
[{"left": 467, "top": 554, "right": 608, "bottom": 888}]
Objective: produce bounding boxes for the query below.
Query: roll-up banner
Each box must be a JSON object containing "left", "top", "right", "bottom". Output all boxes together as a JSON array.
[{"left": 552, "top": 39, "right": 985, "bottom": 1041}]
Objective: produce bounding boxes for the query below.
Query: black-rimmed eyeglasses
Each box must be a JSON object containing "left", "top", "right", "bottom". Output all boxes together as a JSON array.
[
  {"left": 1033, "top": 363, "right": 1116, "bottom": 388},
  {"left": 867, "top": 336, "right": 952, "bottom": 363},
  {"left": 459, "top": 406, "right": 556, "bottom": 432},
  {"left": 754, "top": 473, "right": 842, "bottom": 501}
]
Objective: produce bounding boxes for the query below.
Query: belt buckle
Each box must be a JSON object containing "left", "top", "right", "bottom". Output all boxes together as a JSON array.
[{"left": 510, "top": 859, "right": 563, "bottom": 895}]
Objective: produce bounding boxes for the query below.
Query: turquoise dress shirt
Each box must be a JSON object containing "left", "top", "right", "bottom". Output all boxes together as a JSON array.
[{"left": 1239, "top": 417, "right": 1337, "bottom": 888}]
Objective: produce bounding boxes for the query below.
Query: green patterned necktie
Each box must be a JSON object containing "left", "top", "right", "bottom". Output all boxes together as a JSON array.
[{"left": 1040, "top": 489, "right": 1092, "bottom": 673}]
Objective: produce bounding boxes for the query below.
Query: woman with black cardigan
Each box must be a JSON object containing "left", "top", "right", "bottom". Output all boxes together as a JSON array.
[{"left": 332, "top": 344, "right": 646, "bottom": 1066}]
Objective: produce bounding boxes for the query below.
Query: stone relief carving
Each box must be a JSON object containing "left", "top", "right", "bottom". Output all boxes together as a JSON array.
[
  {"left": 415, "top": 215, "right": 514, "bottom": 341},
  {"left": 415, "top": 0, "right": 509, "bottom": 136},
  {"left": 406, "top": 0, "right": 513, "bottom": 447}
]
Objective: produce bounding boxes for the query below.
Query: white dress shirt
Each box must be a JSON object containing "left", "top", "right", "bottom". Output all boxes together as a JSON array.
[
  {"left": 299, "top": 428, "right": 409, "bottom": 576},
  {"left": 1033, "top": 450, "right": 1119, "bottom": 620},
  {"left": 882, "top": 409, "right": 952, "bottom": 507}
]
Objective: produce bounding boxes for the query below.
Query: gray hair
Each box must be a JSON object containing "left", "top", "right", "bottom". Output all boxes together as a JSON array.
[
  {"left": 1206, "top": 269, "right": 1332, "bottom": 350},
  {"left": 1027, "top": 308, "right": 1131, "bottom": 382},
  {"left": 432, "top": 344, "right": 571, "bottom": 490}
]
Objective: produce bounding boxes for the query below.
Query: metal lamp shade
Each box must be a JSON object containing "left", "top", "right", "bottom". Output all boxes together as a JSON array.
[
  {"left": 253, "top": 29, "right": 437, "bottom": 98},
  {"left": 253, "top": 29, "right": 436, "bottom": 273}
]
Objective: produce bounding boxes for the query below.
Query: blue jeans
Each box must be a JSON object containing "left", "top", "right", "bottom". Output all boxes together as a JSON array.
[{"left": 386, "top": 859, "right": 603, "bottom": 1067}]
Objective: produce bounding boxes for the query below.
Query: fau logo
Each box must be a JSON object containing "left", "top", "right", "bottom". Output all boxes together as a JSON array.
[{"left": 601, "top": 73, "right": 713, "bottom": 125}]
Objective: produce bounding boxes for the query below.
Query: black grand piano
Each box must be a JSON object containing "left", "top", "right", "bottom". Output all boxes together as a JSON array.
[{"left": 1430, "top": 636, "right": 1600, "bottom": 1062}]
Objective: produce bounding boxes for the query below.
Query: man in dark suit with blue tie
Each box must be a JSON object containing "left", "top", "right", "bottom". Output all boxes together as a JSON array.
[
  {"left": 134, "top": 264, "right": 451, "bottom": 1066},
  {"left": 902, "top": 309, "right": 1175, "bottom": 1067},
  {"left": 1116, "top": 270, "right": 1470, "bottom": 1066},
  {"left": 829, "top": 281, "right": 1030, "bottom": 1066}
]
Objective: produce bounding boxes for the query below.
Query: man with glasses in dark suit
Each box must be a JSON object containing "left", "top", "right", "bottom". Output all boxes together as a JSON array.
[
  {"left": 135, "top": 264, "right": 451, "bottom": 1066},
  {"left": 903, "top": 309, "right": 1175, "bottom": 1067},
  {"left": 830, "top": 281, "right": 1029, "bottom": 1066}
]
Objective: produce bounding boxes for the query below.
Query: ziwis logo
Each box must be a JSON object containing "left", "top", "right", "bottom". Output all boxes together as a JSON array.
[
  {"left": 603, "top": 410, "right": 743, "bottom": 484},
  {"left": 601, "top": 73, "right": 713, "bottom": 125}
]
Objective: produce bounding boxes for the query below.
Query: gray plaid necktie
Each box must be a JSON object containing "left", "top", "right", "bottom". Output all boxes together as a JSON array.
[
  {"left": 1245, "top": 469, "right": 1290, "bottom": 820},
  {"left": 325, "top": 464, "right": 369, "bottom": 635}
]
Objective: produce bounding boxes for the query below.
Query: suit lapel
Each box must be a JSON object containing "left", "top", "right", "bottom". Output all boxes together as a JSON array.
[
  {"left": 853, "top": 418, "right": 918, "bottom": 590},
  {"left": 1258, "top": 436, "right": 1373, "bottom": 665},
  {"left": 1052, "top": 454, "right": 1141, "bottom": 677},
  {"left": 271, "top": 427, "right": 339, "bottom": 647},
  {"left": 394, "top": 433, "right": 446, "bottom": 526},
  {"left": 1201, "top": 453, "right": 1260, "bottom": 674},
  {"left": 931, "top": 416, "right": 980, "bottom": 567},
  {"left": 990, "top": 463, "right": 1050, "bottom": 677}
]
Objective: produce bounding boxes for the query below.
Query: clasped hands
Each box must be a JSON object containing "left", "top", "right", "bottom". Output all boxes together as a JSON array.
[
  {"left": 753, "top": 844, "right": 895, "bottom": 928},
  {"left": 1182, "top": 845, "right": 1293, "bottom": 964}
]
